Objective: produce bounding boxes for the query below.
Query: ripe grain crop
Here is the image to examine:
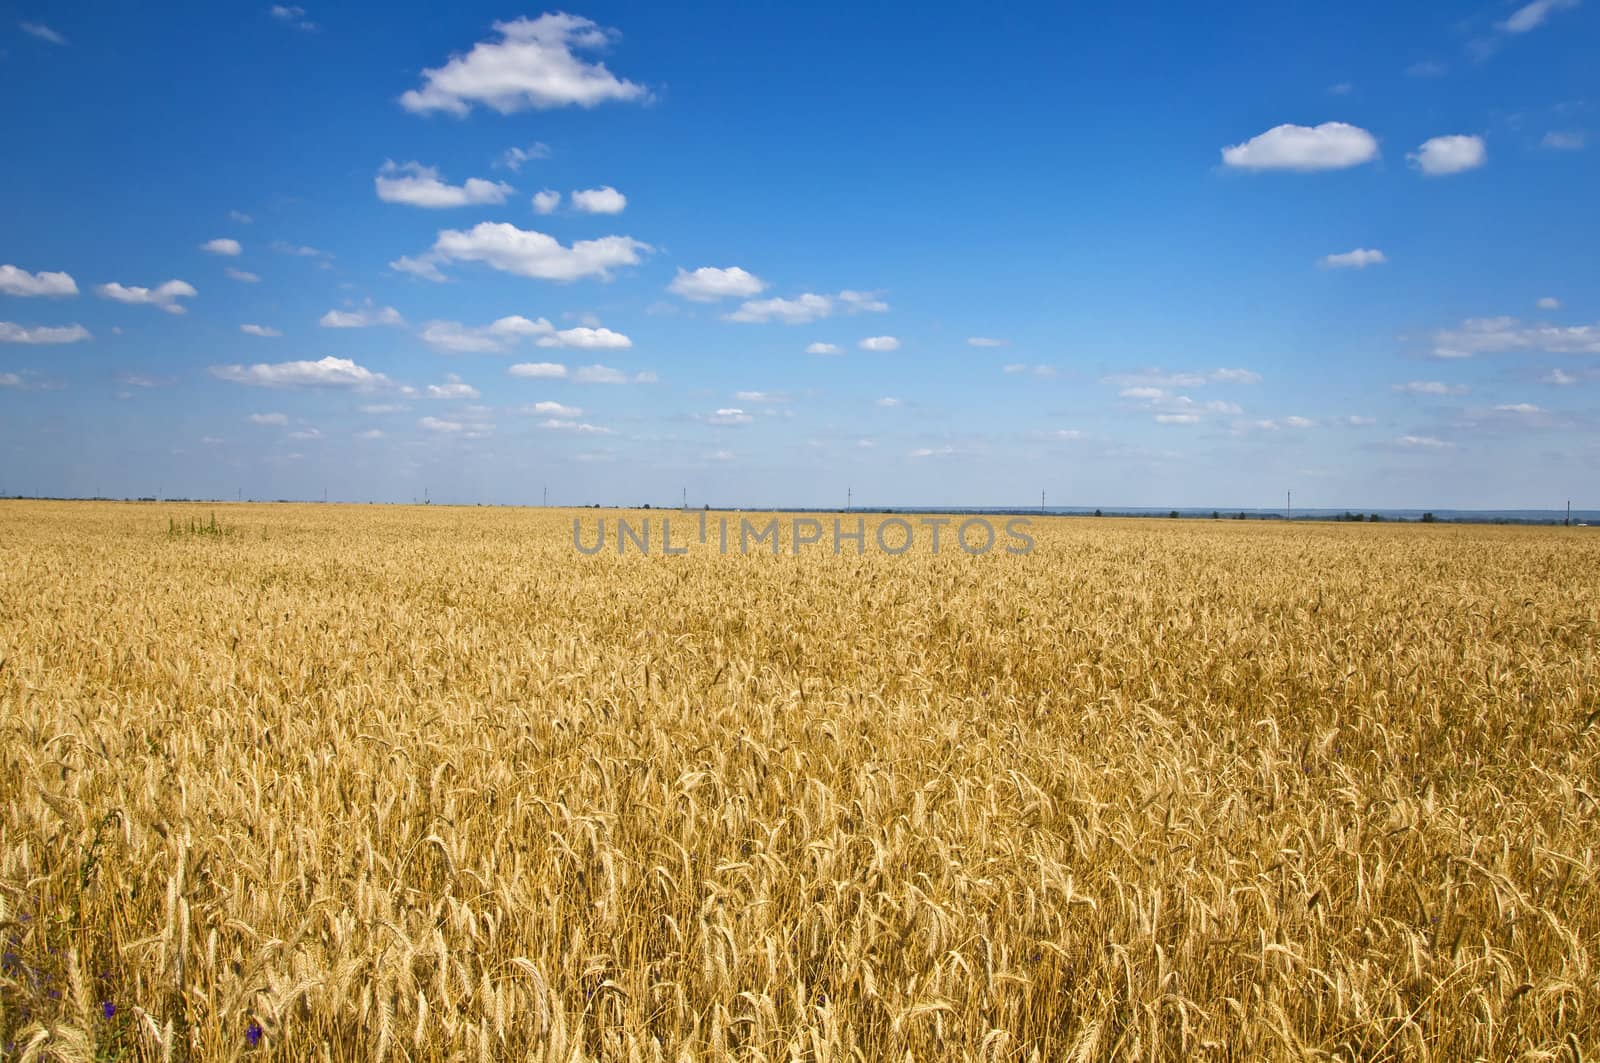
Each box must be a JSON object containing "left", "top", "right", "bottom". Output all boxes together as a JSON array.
[{"left": 2, "top": 500, "right": 1597, "bottom": 1060}]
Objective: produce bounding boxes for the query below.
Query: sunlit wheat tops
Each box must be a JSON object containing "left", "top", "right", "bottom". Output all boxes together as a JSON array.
[{"left": 1, "top": 500, "right": 1597, "bottom": 1059}]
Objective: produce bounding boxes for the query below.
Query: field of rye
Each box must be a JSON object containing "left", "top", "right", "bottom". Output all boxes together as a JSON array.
[{"left": 2, "top": 499, "right": 1598, "bottom": 1061}]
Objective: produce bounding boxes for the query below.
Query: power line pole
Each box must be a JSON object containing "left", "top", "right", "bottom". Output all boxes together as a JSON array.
[
  {"left": 682, "top": 486, "right": 687, "bottom": 509},
  {"left": 543, "top": 485, "right": 547, "bottom": 507},
  {"left": 1287, "top": 489, "right": 1292, "bottom": 521},
  {"left": 1567, "top": 499, "right": 1572, "bottom": 527}
]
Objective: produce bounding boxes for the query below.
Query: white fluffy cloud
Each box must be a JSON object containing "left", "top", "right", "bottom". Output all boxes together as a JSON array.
[
  {"left": 1119, "top": 385, "right": 1241, "bottom": 423},
  {"left": 1320, "top": 248, "right": 1387, "bottom": 269},
  {"left": 420, "top": 315, "right": 553, "bottom": 353},
  {"left": 540, "top": 419, "right": 614, "bottom": 433},
  {"left": 400, "top": 222, "right": 651, "bottom": 283},
  {"left": 427, "top": 374, "right": 480, "bottom": 399},
  {"left": 1395, "top": 380, "right": 1467, "bottom": 395},
  {"left": 1221, "top": 122, "right": 1379, "bottom": 171},
  {"left": 668, "top": 266, "right": 766, "bottom": 302},
  {"left": 20, "top": 21, "right": 66, "bottom": 44},
  {"left": 419, "top": 316, "right": 630, "bottom": 352},
  {"left": 0, "top": 265, "right": 78, "bottom": 296},
  {"left": 875, "top": 397, "right": 902, "bottom": 408},
  {"left": 704, "top": 408, "right": 752, "bottom": 425},
  {"left": 1499, "top": 0, "right": 1579, "bottom": 33},
  {"left": 805, "top": 342, "right": 842, "bottom": 355},
  {"left": 1541, "top": 131, "right": 1585, "bottom": 151},
  {"left": 1409, "top": 135, "right": 1486, "bottom": 176},
  {"left": 200, "top": 238, "right": 241, "bottom": 256},
  {"left": 966, "top": 336, "right": 1006, "bottom": 347},
  {"left": 248, "top": 412, "right": 288, "bottom": 425},
  {"left": 96, "top": 280, "right": 197, "bottom": 314},
  {"left": 225, "top": 267, "right": 261, "bottom": 283},
  {"left": 539, "top": 326, "right": 631, "bottom": 349},
  {"left": 1104, "top": 368, "right": 1261, "bottom": 388},
  {"left": 0, "top": 322, "right": 90, "bottom": 344},
  {"left": 726, "top": 289, "right": 887, "bottom": 324},
  {"left": 575, "top": 363, "right": 654, "bottom": 384},
  {"left": 389, "top": 256, "right": 447, "bottom": 282},
  {"left": 1537, "top": 296, "right": 1561, "bottom": 310},
  {"left": 569, "top": 186, "right": 626, "bottom": 214},
  {"left": 271, "top": 241, "right": 328, "bottom": 259},
  {"left": 319, "top": 305, "right": 405, "bottom": 328},
  {"left": 508, "top": 361, "right": 568, "bottom": 378},
  {"left": 500, "top": 143, "right": 551, "bottom": 170},
  {"left": 1399, "top": 435, "right": 1453, "bottom": 449},
  {"left": 729, "top": 294, "right": 832, "bottom": 323},
  {"left": 859, "top": 335, "right": 900, "bottom": 351},
  {"left": 531, "top": 190, "right": 561, "bottom": 214},
  {"left": 375, "top": 160, "right": 513, "bottom": 208},
  {"left": 507, "top": 361, "right": 654, "bottom": 383},
  {"left": 209, "top": 356, "right": 395, "bottom": 390},
  {"left": 0, "top": 369, "right": 59, "bottom": 390},
  {"left": 527, "top": 400, "right": 582, "bottom": 417},
  {"left": 399, "top": 14, "right": 648, "bottom": 116},
  {"left": 1432, "top": 316, "right": 1600, "bottom": 357},
  {"left": 269, "top": 5, "right": 316, "bottom": 31},
  {"left": 728, "top": 294, "right": 827, "bottom": 324},
  {"left": 240, "top": 323, "right": 281, "bottom": 337}
]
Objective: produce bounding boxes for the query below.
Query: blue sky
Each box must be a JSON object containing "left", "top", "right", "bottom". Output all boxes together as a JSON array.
[{"left": 1, "top": 1, "right": 1596, "bottom": 507}]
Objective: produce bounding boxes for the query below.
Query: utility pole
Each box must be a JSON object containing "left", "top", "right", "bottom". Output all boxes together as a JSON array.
[
  {"left": 846, "top": 487, "right": 852, "bottom": 512},
  {"left": 543, "top": 485, "right": 547, "bottom": 507},
  {"left": 1287, "top": 489, "right": 1292, "bottom": 521},
  {"left": 1567, "top": 499, "right": 1572, "bottom": 527},
  {"left": 682, "top": 486, "right": 687, "bottom": 510}
]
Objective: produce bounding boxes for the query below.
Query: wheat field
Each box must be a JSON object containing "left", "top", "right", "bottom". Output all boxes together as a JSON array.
[{"left": 1, "top": 500, "right": 1597, "bottom": 1061}]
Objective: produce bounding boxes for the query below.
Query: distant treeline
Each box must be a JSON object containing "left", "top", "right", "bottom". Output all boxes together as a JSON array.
[{"left": 0, "top": 496, "right": 1588, "bottom": 526}]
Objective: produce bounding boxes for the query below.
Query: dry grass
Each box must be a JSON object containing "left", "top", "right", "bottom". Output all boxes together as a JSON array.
[{"left": 1, "top": 500, "right": 1597, "bottom": 1060}]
